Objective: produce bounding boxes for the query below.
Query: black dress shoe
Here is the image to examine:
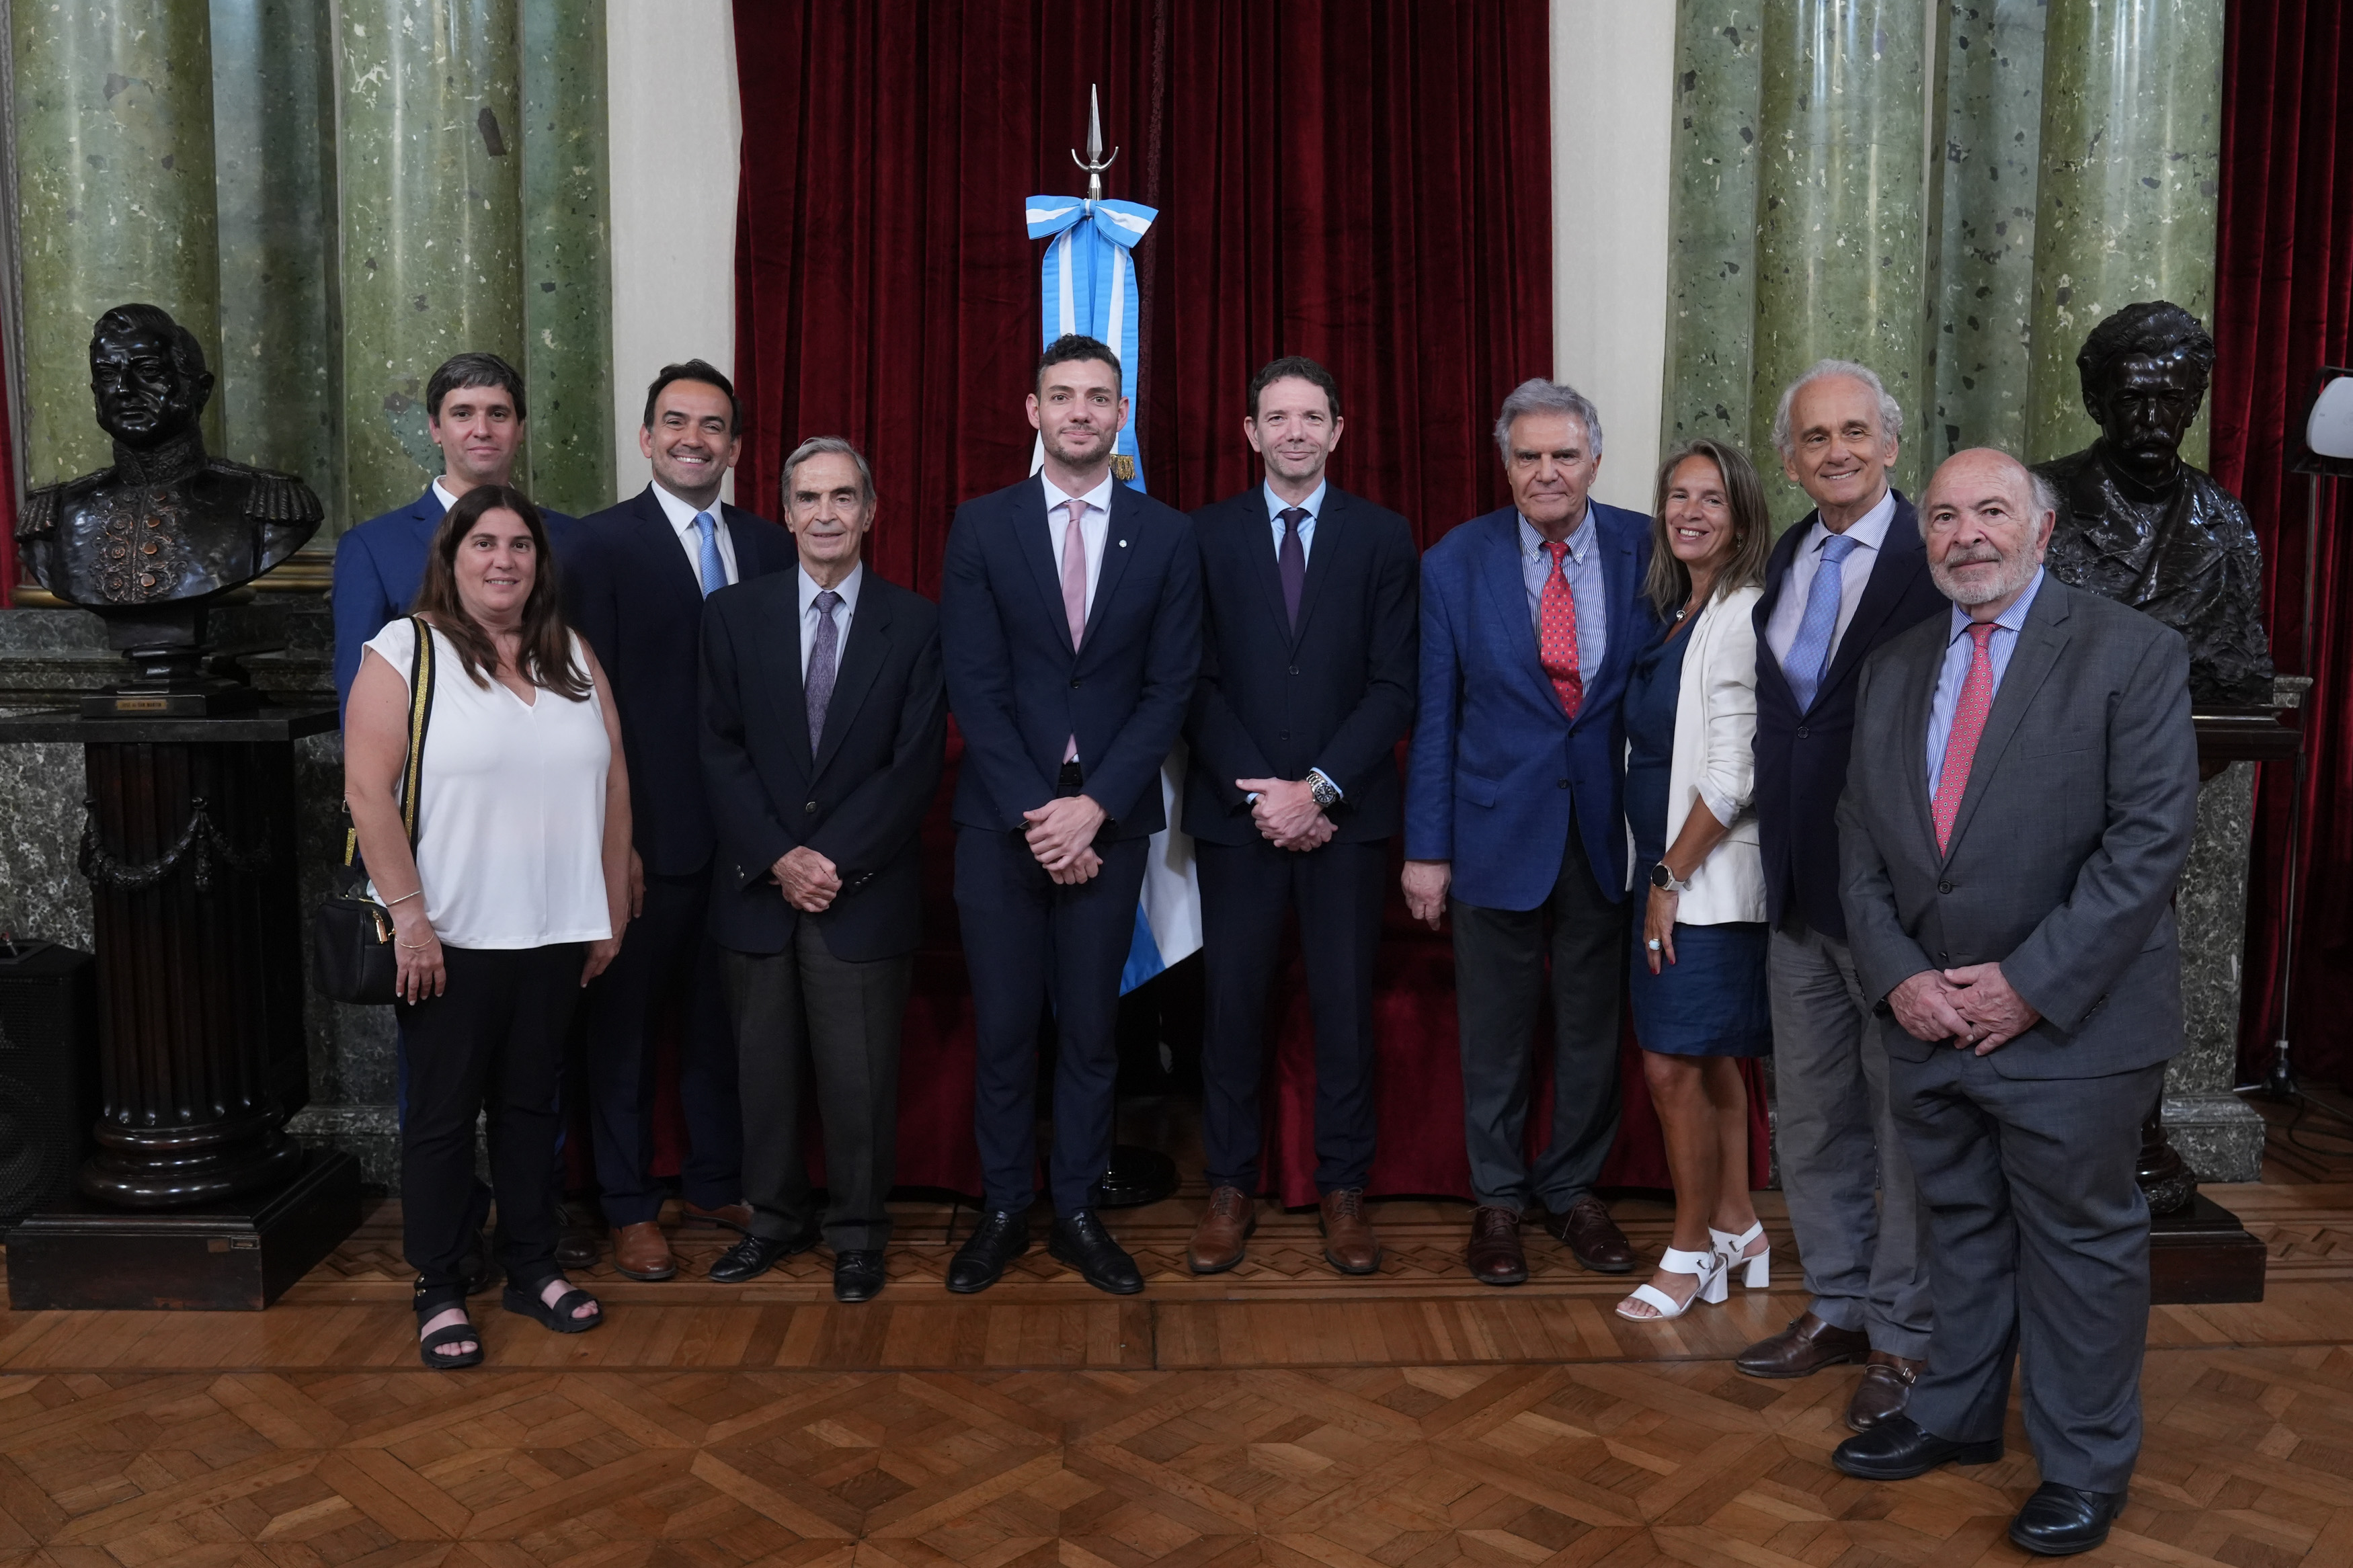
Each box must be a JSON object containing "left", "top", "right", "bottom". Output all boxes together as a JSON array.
[
  {"left": 947, "top": 1208, "right": 1031, "bottom": 1293},
  {"left": 2009, "top": 1483, "right": 2128, "bottom": 1556},
  {"left": 1831, "top": 1413, "right": 2003, "bottom": 1480},
  {"left": 709, "top": 1225, "right": 820, "bottom": 1284},
  {"left": 834, "top": 1250, "right": 887, "bottom": 1303},
  {"left": 556, "top": 1204, "right": 602, "bottom": 1272},
  {"left": 1048, "top": 1209, "right": 1144, "bottom": 1294}
]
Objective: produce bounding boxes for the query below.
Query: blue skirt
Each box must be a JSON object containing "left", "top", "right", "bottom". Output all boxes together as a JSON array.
[{"left": 1627, "top": 909, "right": 1772, "bottom": 1058}]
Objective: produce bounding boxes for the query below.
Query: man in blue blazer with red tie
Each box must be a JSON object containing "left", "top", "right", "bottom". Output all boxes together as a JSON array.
[
  {"left": 939, "top": 333, "right": 1201, "bottom": 1296},
  {"left": 567, "top": 360, "right": 800, "bottom": 1284},
  {"left": 1404, "top": 378, "right": 1650, "bottom": 1286}
]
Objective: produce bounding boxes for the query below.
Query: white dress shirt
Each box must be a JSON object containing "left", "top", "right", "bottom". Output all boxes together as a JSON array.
[
  {"left": 1040, "top": 471, "right": 1113, "bottom": 618},
  {"left": 796, "top": 561, "right": 863, "bottom": 679},
  {"left": 430, "top": 477, "right": 460, "bottom": 514},
  {"left": 1263, "top": 478, "right": 1328, "bottom": 563},
  {"left": 1763, "top": 487, "right": 1899, "bottom": 671},
  {"left": 650, "top": 481, "right": 737, "bottom": 589}
]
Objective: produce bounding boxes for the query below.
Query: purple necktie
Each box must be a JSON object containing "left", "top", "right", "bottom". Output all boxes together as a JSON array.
[
  {"left": 805, "top": 589, "right": 842, "bottom": 750},
  {"left": 1278, "top": 507, "right": 1308, "bottom": 630}
]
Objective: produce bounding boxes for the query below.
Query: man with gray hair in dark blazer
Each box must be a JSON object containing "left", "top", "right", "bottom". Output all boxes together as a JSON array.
[{"left": 1829, "top": 447, "right": 2198, "bottom": 1557}]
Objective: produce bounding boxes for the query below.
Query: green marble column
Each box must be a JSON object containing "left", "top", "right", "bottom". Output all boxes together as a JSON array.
[
  {"left": 12, "top": 1, "right": 221, "bottom": 485},
  {"left": 1661, "top": 3, "right": 1766, "bottom": 458},
  {"left": 1750, "top": 0, "right": 1930, "bottom": 525},
  {"left": 212, "top": 0, "right": 342, "bottom": 536},
  {"left": 336, "top": 0, "right": 525, "bottom": 524},
  {"left": 520, "top": 0, "right": 614, "bottom": 516},
  {"left": 2025, "top": 0, "right": 2225, "bottom": 466},
  {"left": 1932, "top": 1, "right": 2046, "bottom": 464}
]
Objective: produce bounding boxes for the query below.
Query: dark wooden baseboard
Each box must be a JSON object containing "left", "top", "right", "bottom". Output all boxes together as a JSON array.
[{"left": 2151, "top": 1192, "right": 2268, "bottom": 1305}]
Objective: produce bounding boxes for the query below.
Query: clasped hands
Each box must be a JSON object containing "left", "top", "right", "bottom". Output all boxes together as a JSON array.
[
  {"left": 1236, "top": 776, "right": 1334, "bottom": 852},
  {"left": 1023, "top": 794, "right": 1107, "bottom": 884},
  {"left": 771, "top": 845, "right": 843, "bottom": 911},
  {"left": 1889, "top": 963, "right": 2040, "bottom": 1055}
]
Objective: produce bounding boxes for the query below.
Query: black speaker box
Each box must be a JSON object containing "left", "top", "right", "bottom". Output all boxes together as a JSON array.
[{"left": 0, "top": 940, "right": 99, "bottom": 1229}]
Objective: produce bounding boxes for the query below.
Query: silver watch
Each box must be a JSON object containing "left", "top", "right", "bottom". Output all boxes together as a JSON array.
[{"left": 1308, "top": 772, "right": 1342, "bottom": 811}]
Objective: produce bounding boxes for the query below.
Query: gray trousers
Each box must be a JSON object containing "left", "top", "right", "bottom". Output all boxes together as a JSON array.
[
  {"left": 1449, "top": 817, "right": 1624, "bottom": 1213},
  {"left": 1890, "top": 1046, "right": 2162, "bottom": 1493},
  {"left": 1767, "top": 917, "right": 1932, "bottom": 1358},
  {"left": 722, "top": 925, "right": 909, "bottom": 1252}
]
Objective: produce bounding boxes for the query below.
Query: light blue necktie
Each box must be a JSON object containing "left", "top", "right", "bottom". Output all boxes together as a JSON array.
[
  {"left": 693, "top": 510, "right": 725, "bottom": 597},
  {"left": 1782, "top": 532, "right": 1860, "bottom": 712}
]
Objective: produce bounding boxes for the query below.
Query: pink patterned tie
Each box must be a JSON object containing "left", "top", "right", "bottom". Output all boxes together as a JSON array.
[
  {"left": 1062, "top": 498, "right": 1088, "bottom": 763},
  {"left": 1932, "top": 622, "right": 1998, "bottom": 854},
  {"left": 1538, "top": 540, "right": 1584, "bottom": 719}
]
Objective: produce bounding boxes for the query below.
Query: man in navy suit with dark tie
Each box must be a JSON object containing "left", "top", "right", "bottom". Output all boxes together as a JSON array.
[
  {"left": 1183, "top": 356, "right": 1418, "bottom": 1277},
  {"left": 939, "top": 333, "right": 1201, "bottom": 1296},
  {"left": 567, "top": 360, "right": 800, "bottom": 1284},
  {"left": 331, "top": 353, "right": 573, "bottom": 713},
  {"left": 1404, "top": 379, "right": 1650, "bottom": 1286}
]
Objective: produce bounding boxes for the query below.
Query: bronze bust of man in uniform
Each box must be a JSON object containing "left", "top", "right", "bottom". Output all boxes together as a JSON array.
[
  {"left": 2034, "top": 300, "right": 2274, "bottom": 706},
  {"left": 15, "top": 303, "right": 320, "bottom": 612}
]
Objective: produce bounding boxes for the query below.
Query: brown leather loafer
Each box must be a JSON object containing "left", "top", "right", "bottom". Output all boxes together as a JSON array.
[
  {"left": 1187, "top": 1186, "right": 1256, "bottom": 1274},
  {"left": 678, "top": 1200, "right": 754, "bottom": 1233},
  {"left": 1466, "top": 1204, "right": 1527, "bottom": 1286},
  {"left": 612, "top": 1220, "right": 677, "bottom": 1281},
  {"left": 1735, "top": 1311, "right": 1871, "bottom": 1378},
  {"left": 1320, "top": 1188, "right": 1382, "bottom": 1276},
  {"left": 1846, "top": 1350, "right": 1923, "bottom": 1431},
  {"left": 1543, "top": 1194, "right": 1636, "bottom": 1274}
]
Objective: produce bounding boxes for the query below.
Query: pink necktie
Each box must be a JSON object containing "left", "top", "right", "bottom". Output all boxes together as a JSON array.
[
  {"left": 1932, "top": 622, "right": 1997, "bottom": 854},
  {"left": 1062, "top": 498, "right": 1087, "bottom": 763}
]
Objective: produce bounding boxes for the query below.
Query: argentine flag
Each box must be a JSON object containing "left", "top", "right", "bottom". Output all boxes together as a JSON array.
[{"left": 1025, "top": 190, "right": 1201, "bottom": 993}]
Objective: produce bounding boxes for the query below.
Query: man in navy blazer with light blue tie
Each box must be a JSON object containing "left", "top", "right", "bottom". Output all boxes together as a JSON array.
[
  {"left": 330, "top": 353, "right": 574, "bottom": 714},
  {"left": 939, "top": 334, "right": 1201, "bottom": 1298},
  {"left": 1404, "top": 379, "right": 1650, "bottom": 1286}
]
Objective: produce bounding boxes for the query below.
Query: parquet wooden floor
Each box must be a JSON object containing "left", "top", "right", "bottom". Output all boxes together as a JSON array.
[{"left": 2, "top": 1175, "right": 2349, "bottom": 1563}]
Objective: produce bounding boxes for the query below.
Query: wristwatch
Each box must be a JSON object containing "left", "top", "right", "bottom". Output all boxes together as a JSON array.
[
  {"left": 1308, "top": 771, "right": 1343, "bottom": 811},
  {"left": 1650, "top": 862, "right": 1691, "bottom": 894}
]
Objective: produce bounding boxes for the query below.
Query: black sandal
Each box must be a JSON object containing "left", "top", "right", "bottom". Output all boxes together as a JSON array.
[
  {"left": 413, "top": 1280, "right": 484, "bottom": 1370},
  {"left": 502, "top": 1274, "right": 602, "bottom": 1333}
]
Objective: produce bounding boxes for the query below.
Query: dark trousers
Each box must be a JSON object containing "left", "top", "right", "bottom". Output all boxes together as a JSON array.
[
  {"left": 1891, "top": 1046, "right": 2163, "bottom": 1493},
  {"left": 1197, "top": 835, "right": 1386, "bottom": 1195},
  {"left": 579, "top": 866, "right": 741, "bottom": 1225},
  {"left": 397, "top": 943, "right": 582, "bottom": 1291},
  {"left": 722, "top": 926, "right": 909, "bottom": 1251},
  {"left": 395, "top": 1017, "right": 492, "bottom": 1237},
  {"left": 956, "top": 825, "right": 1150, "bottom": 1214},
  {"left": 1449, "top": 814, "right": 1625, "bottom": 1212}
]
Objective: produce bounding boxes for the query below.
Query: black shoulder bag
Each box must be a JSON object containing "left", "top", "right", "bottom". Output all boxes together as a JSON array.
[{"left": 311, "top": 617, "right": 436, "bottom": 1005}]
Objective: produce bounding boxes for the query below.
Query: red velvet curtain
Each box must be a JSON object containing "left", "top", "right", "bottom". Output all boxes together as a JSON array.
[
  {"left": 731, "top": 0, "right": 1768, "bottom": 1200},
  {"left": 2212, "top": 0, "right": 2353, "bottom": 1083}
]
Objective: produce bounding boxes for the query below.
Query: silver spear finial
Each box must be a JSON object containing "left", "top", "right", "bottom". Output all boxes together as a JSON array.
[{"left": 1071, "top": 83, "right": 1119, "bottom": 202}]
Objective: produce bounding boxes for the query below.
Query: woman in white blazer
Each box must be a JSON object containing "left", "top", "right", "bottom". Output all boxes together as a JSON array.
[{"left": 1613, "top": 439, "right": 1776, "bottom": 1323}]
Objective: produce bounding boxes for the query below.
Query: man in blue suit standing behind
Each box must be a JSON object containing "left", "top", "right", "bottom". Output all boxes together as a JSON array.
[
  {"left": 1404, "top": 379, "right": 1650, "bottom": 1286},
  {"left": 331, "top": 353, "right": 569, "bottom": 713}
]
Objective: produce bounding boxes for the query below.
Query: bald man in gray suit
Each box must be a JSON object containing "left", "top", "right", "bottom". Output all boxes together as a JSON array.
[{"left": 1829, "top": 449, "right": 2197, "bottom": 1559}]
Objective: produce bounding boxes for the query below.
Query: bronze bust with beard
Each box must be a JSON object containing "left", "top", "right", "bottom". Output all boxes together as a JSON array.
[{"left": 2032, "top": 301, "right": 2274, "bottom": 706}]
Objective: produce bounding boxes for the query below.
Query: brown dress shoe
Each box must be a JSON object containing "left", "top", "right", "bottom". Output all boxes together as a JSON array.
[
  {"left": 1846, "top": 1350, "right": 1923, "bottom": 1431},
  {"left": 1466, "top": 1205, "right": 1527, "bottom": 1286},
  {"left": 1735, "top": 1311, "right": 1872, "bottom": 1378},
  {"left": 678, "top": 1200, "right": 754, "bottom": 1233},
  {"left": 1319, "top": 1188, "right": 1382, "bottom": 1276},
  {"left": 1543, "top": 1194, "right": 1636, "bottom": 1274},
  {"left": 1187, "top": 1186, "right": 1256, "bottom": 1274},
  {"left": 612, "top": 1221, "right": 677, "bottom": 1281}
]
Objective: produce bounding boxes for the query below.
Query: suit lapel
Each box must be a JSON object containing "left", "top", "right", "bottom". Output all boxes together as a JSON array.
[
  {"left": 1901, "top": 624, "right": 1944, "bottom": 855},
  {"left": 635, "top": 487, "right": 705, "bottom": 608},
  {"left": 766, "top": 581, "right": 816, "bottom": 775},
  {"left": 1477, "top": 511, "right": 1562, "bottom": 717},
  {"left": 1942, "top": 583, "right": 2071, "bottom": 864},
  {"left": 812, "top": 578, "right": 891, "bottom": 778},
  {"left": 1017, "top": 475, "right": 1074, "bottom": 656},
  {"left": 1290, "top": 490, "right": 1343, "bottom": 651},
  {"left": 1080, "top": 483, "right": 1141, "bottom": 659},
  {"left": 1753, "top": 513, "right": 1807, "bottom": 703},
  {"left": 1242, "top": 491, "right": 1295, "bottom": 647},
  {"left": 1581, "top": 513, "right": 1641, "bottom": 719}
]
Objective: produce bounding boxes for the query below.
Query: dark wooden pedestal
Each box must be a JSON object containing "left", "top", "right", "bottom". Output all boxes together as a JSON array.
[
  {"left": 5, "top": 1146, "right": 362, "bottom": 1310},
  {"left": 2150, "top": 1194, "right": 2268, "bottom": 1305}
]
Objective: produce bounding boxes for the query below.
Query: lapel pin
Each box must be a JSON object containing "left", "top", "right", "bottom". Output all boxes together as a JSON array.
[{"left": 1118, "top": 538, "right": 1128, "bottom": 548}]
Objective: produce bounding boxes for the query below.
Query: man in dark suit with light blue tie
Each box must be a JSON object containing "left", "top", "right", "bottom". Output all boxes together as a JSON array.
[
  {"left": 1184, "top": 356, "right": 1418, "bottom": 1277},
  {"left": 699, "top": 437, "right": 945, "bottom": 1303},
  {"left": 567, "top": 360, "right": 799, "bottom": 1283},
  {"left": 1403, "top": 378, "right": 1650, "bottom": 1286},
  {"left": 939, "top": 333, "right": 1201, "bottom": 1296}
]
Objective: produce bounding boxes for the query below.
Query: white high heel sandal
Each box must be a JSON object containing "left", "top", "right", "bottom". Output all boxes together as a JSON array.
[
  {"left": 1710, "top": 1221, "right": 1771, "bottom": 1289},
  {"left": 1615, "top": 1245, "right": 1728, "bottom": 1321}
]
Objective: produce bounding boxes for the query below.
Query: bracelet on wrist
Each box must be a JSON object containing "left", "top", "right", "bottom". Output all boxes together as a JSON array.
[{"left": 384, "top": 889, "right": 422, "bottom": 909}]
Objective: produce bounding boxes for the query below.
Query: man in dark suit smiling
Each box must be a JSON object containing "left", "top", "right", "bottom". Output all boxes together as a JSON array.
[
  {"left": 1184, "top": 356, "right": 1417, "bottom": 1277},
  {"left": 939, "top": 333, "right": 1201, "bottom": 1296}
]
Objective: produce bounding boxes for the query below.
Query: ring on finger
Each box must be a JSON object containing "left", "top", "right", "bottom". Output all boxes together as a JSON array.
[{"left": 1645, "top": 938, "right": 1662, "bottom": 952}]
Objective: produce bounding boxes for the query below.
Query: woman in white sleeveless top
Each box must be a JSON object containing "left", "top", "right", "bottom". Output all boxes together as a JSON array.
[{"left": 345, "top": 485, "right": 632, "bottom": 1369}]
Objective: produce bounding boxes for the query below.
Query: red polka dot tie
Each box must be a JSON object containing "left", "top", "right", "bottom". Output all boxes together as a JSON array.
[
  {"left": 1932, "top": 622, "right": 1998, "bottom": 855},
  {"left": 1539, "top": 540, "right": 1584, "bottom": 720}
]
